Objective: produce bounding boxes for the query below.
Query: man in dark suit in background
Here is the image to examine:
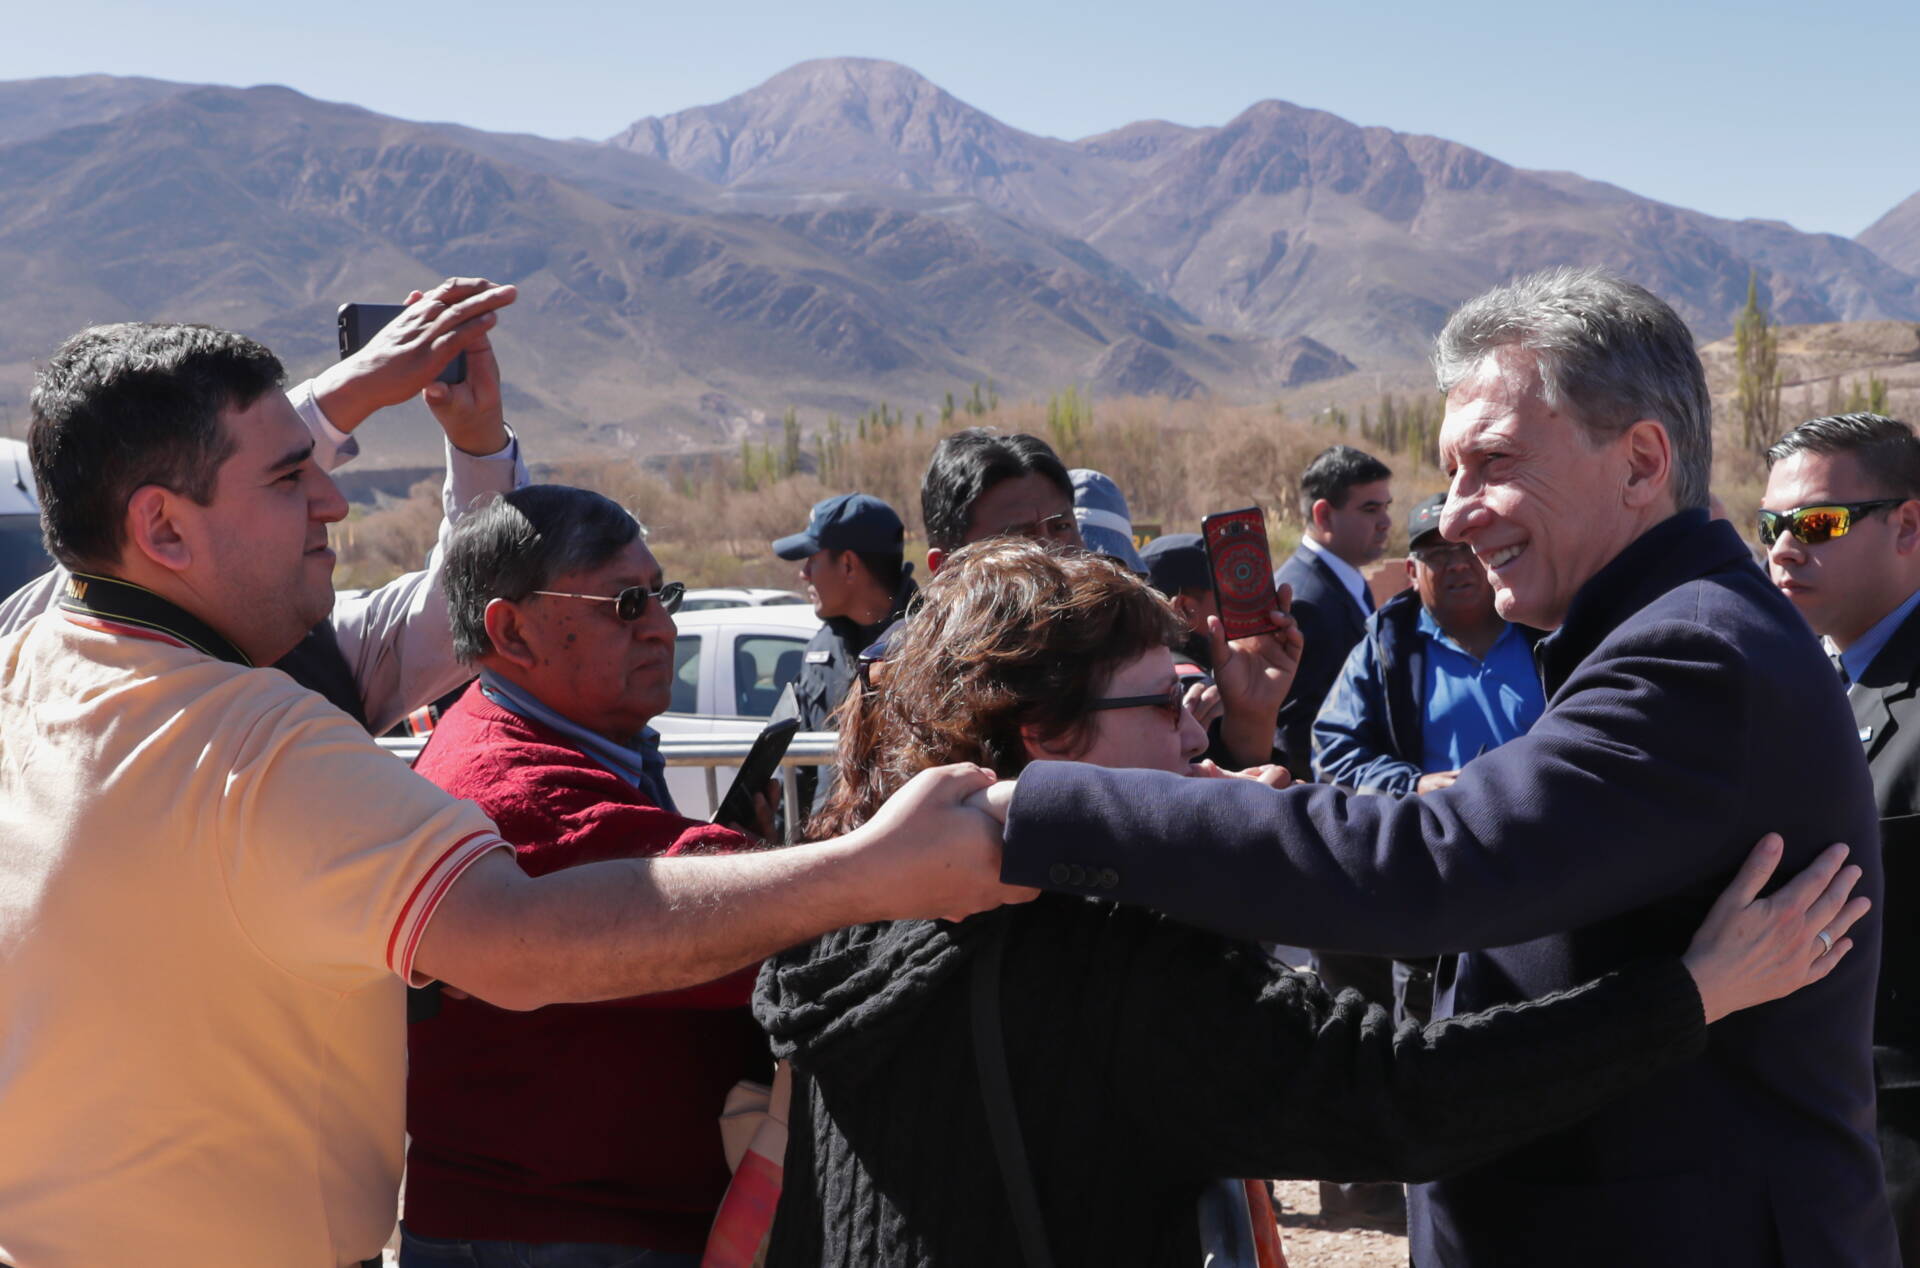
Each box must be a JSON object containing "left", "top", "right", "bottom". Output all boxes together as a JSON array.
[
  {"left": 1765, "top": 412, "right": 1920, "bottom": 1264},
  {"left": 974, "top": 268, "right": 1897, "bottom": 1265},
  {"left": 1272, "top": 445, "right": 1394, "bottom": 776},
  {"left": 1269, "top": 445, "right": 1401, "bottom": 1216}
]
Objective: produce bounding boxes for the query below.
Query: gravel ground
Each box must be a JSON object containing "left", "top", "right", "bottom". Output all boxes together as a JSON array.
[
  {"left": 1269, "top": 1178, "right": 1409, "bottom": 1267},
  {"left": 376, "top": 1179, "right": 1410, "bottom": 1265}
]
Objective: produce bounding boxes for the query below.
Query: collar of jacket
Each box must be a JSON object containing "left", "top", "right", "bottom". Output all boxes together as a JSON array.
[
  {"left": 825, "top": 572, "right": 920, "bottom": 655},
  {"left": 1852, "top": 596, "right": 1920, "bottom": 701},
  {"left": 1534, "top": 508, "right": 1748, "bottom": 695}
]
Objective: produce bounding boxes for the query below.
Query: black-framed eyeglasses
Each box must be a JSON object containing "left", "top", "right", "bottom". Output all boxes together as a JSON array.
[
  {"left": 530, "top": 580, "right": 685, "bottom": 620},
  {"left": 1085, "top": 683, "right": 1186, "bottom": 724},
  {"left": 1757, "top": 500, "right": 1904, "bottom": 548}
]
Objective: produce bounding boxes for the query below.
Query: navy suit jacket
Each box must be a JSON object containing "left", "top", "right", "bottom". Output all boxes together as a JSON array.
[
  {"left": 1273, "top": 545, "right": 1369, "bottom": 776},
  {"left": 1005, "top": 511, "right": 1895, "bottom": 1266}
]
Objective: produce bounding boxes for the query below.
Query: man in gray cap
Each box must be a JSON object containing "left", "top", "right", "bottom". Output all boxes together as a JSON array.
[{"left": 773, "top": 493, "right": 918, "bottom": 816}]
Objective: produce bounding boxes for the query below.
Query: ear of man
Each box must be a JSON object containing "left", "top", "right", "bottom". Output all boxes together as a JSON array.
[
  {"left": 926, "top": 547, "right": 947, "bottom": 575},
  {"left": 124, "top": 485, "right": 193, "bottom": 574},
  {"left": 481, "top": 597, "right": 541, "bottom": 672},
  {"left": 1892, "top": 499, "right": 1920, "bottom": 560},
  {"left": 1619, "top": 419, "right": 1674, "bottom": 511}
]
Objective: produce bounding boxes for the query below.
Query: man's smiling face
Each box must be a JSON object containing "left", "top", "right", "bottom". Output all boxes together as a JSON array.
[{"left": 1437, "top": 347, "right": 1651, "bottom": 630}]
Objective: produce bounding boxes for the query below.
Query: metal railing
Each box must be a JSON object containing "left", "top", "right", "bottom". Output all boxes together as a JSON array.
[{"left": 377, "top": 731, "right": 840, "bottom": 844}]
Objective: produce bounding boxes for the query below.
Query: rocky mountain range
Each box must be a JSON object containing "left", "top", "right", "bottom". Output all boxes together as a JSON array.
[{"left": 0, "top": 60, "right": 1914, "bottom": 462}]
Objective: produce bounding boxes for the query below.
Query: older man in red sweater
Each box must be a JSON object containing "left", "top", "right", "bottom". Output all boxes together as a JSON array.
[{"left": 404, "top": 484, "right": 770, "bottom": 1268}]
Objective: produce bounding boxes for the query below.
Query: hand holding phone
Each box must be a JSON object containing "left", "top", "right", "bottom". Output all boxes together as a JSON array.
[
  {"left": 337, "top": 302, "right": 467, "bottom": 385},
  {"left": 714, "top": 718, "right": 801, "bottom": 834}
]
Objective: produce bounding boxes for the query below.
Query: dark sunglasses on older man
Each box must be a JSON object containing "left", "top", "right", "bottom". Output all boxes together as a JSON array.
[
  {"left": 1756, "top": 500, "right": 1904, "bottom": 548},
  {"left": 530, "top": 580, "right": 686, "bottom": 620},
  {"left": 1085, "top": 682, "right": 1187, "bottom": 725}
]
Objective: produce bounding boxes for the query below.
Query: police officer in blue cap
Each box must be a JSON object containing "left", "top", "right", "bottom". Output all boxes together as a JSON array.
[{"left": 773, "top": 493, "right": 919, "bottom": 817}]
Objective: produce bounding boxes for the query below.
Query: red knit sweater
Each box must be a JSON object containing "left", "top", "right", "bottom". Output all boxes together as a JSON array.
[{"left": 404, "top": 683, "right": 768, "bottom": 1250}]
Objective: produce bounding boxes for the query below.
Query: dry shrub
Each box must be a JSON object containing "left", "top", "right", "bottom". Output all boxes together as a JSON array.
[
  {"left": 328, "top": 476, "right": 443, "bottom": 590},
  {"left": 335, "top": 379, "right": 1818, "bottom": 591}
]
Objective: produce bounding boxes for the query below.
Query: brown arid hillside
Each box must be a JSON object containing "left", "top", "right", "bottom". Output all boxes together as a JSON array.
[
  {"left": 614, "top": 59, "right": 1920, "bottom": 366},
  {"left": 0, "top": 83, "right": 1297, "bottom": 463},
  {"left": 1698, "top": 319, "right": 1920, "bottom": 538},
  {"left": 2, "top": 61, "right": 1918, "bottom": 469}
]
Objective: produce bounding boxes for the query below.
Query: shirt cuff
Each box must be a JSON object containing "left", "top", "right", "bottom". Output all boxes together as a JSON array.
[
  {"left": 387, "top": 832, "right": 511, "bottom": 986},
  {"left": 288, "top": 378, "right": 360, "bottom": 473}
]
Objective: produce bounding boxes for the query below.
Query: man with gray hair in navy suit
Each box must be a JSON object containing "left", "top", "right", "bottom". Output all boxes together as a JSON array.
[{"left": 972, "top": 267, "right": 1898, "bottom": 1266}]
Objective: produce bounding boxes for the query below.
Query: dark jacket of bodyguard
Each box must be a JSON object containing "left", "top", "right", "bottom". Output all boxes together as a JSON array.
[
  {"left": 1270, "top": 446, "right": 1393, "bottom": 777},
  {"left": 1857, "top": 606, "right": 1920, "bottom": 1081},
  {"left": 1272, "top": 543, "right": 1369, "bottom": 773},
  {"left": 1004, "top": 510, "right": 1890, "bottom": 1265},
  {"left": 1761, "top": 410, "right": 1920, "bottom": 1262},
  {"left": 1853, "top": 602, "right": 1920, "bottom": 1262}
]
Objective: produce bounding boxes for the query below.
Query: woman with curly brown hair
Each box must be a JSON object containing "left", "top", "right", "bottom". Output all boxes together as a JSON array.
[{"left": 753, "top": 538, "right": 1865, "bottom": 1268}]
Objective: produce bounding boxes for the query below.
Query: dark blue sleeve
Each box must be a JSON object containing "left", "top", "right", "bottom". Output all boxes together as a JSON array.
[
  {"left": 1311, "top": 634, "right": 1420, "bottom": 794},
  {"left": 1004, "top": 619, "right": 1754, "bottom": 953}
]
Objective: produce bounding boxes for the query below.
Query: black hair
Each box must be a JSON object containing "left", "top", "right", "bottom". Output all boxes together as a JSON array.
[
  {"left": 920, "top": 428, "right": 1073, "bottom": 552},
  {"left": 29, "top": 322, "right": 285, "bottom": 567},
  {"left": 851, "top": 550, "right": 906, "bottom": 594},
  {"left": 445, "top": 485, "right": 643, "bottom": 662},
  {"left": 1766, "top": 414, "right": 1920, "bottom": 501},
  {"left": 1299, "top": 445, "right": 1392, "bottom": 516}
]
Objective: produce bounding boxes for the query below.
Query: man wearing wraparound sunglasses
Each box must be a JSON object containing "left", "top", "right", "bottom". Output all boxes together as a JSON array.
[{"left": 1764, "top": 411, "right": 1920, "bottom": 1266}]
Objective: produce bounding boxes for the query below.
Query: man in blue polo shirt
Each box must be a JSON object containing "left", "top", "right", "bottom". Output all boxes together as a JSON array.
[{"left": 1313, "top": 491, "right": 1545, "bottom": 799}]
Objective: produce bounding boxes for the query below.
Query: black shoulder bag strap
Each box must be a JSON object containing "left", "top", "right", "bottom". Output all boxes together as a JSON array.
[{"left": 971, "top": 918, "right": 1058, "bottom": 1268}]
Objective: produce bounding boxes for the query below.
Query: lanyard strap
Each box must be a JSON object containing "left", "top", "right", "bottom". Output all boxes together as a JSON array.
[
  {"left": 57, "top": 571, "right": 251, "bottom": 668},
  {"left": 971, "top": 918, "right": 1057, "bottom": 1268}
]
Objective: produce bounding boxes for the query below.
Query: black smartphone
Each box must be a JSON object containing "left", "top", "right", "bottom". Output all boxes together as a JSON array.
[
  {"left": 1201, "top": 506, "right": 1281, "bottom": 639},
  {"left": 712, "top": 717, "right": 801, "bottom": 829},
  {"left": 336, "top": 302, "right": 466, "bottom": 385}
]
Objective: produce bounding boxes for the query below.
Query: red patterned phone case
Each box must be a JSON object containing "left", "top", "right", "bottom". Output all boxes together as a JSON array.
[{"left": 1202, "top": 507, "right": 1281, "bottom": 639}]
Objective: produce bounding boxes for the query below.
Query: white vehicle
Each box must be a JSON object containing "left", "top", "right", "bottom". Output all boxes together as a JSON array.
[
  {"left": 0, "top": 439, "right": 50, "bottom": 597},
  {"left": 656, "top": 603, "right": 828, "bottom": 816},
  {"left": 677, "top": 587, "right": 809, "bottom": 612}
]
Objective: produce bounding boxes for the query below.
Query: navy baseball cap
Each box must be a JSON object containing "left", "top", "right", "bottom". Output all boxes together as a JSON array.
[
  {"left": 1406, "top": 492, "right": 1447, "bottom": 549},
  {"left": 1141, "top": 533, "right": 1211, "bottom": 597},
  {"left": 773, "top": 493, "right": 905, "bottom": 561},
  {"left": 1070, "top": 469, "right": 1146, "bottom": 574}
]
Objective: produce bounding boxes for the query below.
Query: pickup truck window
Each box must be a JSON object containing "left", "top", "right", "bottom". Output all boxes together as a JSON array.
[
  {"left": 671, "top": 635, "right": 701, "bottom": 714},
  {"left": 734, "top": 635, "right": 807, "bottom": 717}
]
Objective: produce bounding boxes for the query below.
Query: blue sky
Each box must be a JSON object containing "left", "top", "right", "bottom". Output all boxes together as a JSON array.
[{"left": 6, "top": 0, "right": 1916, "bottom": 238}]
